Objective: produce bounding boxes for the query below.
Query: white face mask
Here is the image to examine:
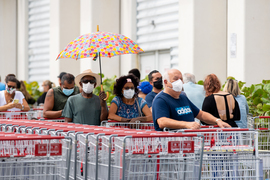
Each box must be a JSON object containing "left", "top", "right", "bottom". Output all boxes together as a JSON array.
[
  {"left": 123, "top": 89, "right": 135, "bottom": 99},
  {"left": 39, "top": 86, "right": 44, "bottom": 92},
  {"left": 82, "top": 82, "right": 94, "bottom": 94},
  {"left": 169, "top": 79, "right": 183, "bottom": 92}
]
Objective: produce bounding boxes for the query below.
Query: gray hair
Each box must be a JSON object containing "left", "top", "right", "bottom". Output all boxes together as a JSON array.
[
  {"left": 183, "top": 73, "right": 196, "bottom": 84},
  {"left": 163, "top": 71, "right": 170, "bottom": 82}
]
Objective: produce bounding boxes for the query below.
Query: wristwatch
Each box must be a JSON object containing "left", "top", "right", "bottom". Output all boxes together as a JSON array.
[{"left": 21, "top": 105, "right": 25, "bottom": 110}]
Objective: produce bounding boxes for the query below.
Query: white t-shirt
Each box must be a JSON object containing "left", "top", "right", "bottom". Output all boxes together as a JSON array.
[{"left": 0, "top": 91, "right": 25, "bottom": 111}]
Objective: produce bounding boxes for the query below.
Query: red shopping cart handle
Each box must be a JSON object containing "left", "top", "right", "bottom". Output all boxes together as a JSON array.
[
  {"left": 38, "top": 117, "right": 65, "bottom": 120},
  {"left": 32, "top": 108, "right": 43, "bottom": 111},
  {"left": 258, "top": 116, "right": 270, "bottom": 118},
  {"left": 107, "top": 120, "right": 153, "bottom": 123},
  {"left": 201, "top": 125, "right": 219, "bottom": 128},
  {"left": 0, "top": 111, "right": 29, "bottom": 112}
]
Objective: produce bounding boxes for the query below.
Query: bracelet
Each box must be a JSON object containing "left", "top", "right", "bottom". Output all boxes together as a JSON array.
[
  {"left": 21, "top": 105, "right": 24, "bottom": 110},
  {"left": 215, "top": 119, "right": 221, "bottom": 124}
]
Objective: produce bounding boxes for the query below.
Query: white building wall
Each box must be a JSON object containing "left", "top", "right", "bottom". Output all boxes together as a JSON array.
[
  {"left": 179, "top": 0, "right": 227, "bottom": 83},
  {"left": 0, "top": 0, "right": 17, "bottom": 81},
  {"left": 227, "top": 0, "right": 270, "bottom": 86},
  {"left": 49, "top": 0, "right": 80, "bottom": 85},
  {"left": 80, "top": 0, "right": 120, "bottom": 79}
]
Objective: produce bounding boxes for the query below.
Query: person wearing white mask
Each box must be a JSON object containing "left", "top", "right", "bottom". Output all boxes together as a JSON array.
[
  {"left": 152, "top": 69, "right": 231, "bottom": 131},
  {"left": 0, "top": 76, "right": 30, "bottom": 111},
  {"left": 62, "top": 69, "right": 108, "bottom": 125},
  {"left": 108, "top": 74, "right": 152, "bottom": 122}
]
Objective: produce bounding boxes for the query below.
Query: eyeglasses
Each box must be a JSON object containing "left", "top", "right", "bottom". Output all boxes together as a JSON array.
[
  {"left": 123, "top": 87, "right": 134, "bottom": 90},
  {"left": 81, "top": 79, "right": 96, "bottom": 84}
]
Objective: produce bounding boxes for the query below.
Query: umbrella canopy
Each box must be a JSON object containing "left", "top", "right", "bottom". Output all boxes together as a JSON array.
[{"left": 56, "top": 31, "right": 143, "bottom": 60}]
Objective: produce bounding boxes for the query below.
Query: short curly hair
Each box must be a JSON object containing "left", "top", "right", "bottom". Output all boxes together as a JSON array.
[
  {"left": 113, "top": 74, "right": 139, "bottom": 97},
  {"left": 204, "top": 74, "right": 221, "bottom": 96}
]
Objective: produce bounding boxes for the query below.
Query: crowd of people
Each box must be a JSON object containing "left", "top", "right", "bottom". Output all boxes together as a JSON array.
[{"left": 0, "top": 67, "right": 249, "bottom": 131}]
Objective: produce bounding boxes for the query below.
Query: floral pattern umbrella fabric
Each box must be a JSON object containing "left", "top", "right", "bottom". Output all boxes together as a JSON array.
[{"left": 56, "top": 31, "right": 143, "bottom": 60}]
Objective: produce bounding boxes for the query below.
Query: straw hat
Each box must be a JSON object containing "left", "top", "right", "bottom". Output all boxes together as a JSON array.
[{"left": 75, "top": 69, "right": 101, "bottom": 88}]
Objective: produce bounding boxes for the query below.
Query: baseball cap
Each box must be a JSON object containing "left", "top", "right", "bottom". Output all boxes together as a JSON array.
[{"left": 138, "top": 81, "right": 153, "bottom": 94}]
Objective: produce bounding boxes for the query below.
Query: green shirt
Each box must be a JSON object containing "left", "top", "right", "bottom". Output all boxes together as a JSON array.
[
  {"left": 62, "top": 93, "right": 102, "bottom": 125},
  {"left": 52, "top": 86, "right": 80, "bottom": 111}
]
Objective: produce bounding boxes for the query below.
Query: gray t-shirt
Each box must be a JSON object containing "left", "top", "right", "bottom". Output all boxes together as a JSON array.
[{"left": 62, "top": 93, "right": 101, "bottom": 125}]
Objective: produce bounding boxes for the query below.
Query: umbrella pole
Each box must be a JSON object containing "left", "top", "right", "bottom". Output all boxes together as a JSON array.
[{"left": 99, "top": 52, "right": 103, "bottom": 85}]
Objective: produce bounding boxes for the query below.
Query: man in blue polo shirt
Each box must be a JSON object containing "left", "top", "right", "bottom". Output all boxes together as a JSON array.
[{"left": 152, "top": 69, "right": 231, "bottom": 131}]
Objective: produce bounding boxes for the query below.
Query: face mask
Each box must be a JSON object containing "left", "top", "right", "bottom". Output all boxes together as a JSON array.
[
  {"left": 62, "top": 88, "right": 74, "bottom": 96},
  {"left": 153, "top": 78, "right": 163, "bottom": 89},
  {"left": 123, "top": 89, "right": 135, "bottom": 99},
  {"left": 39, "top": 86, "right": 44, "bottom": 92},
  {"left": 169, "top": 79, "right": 183, "bottom": 92},
  {"left": 82, "top": 82, "right": 94, "bottom": 94},
  {"left": 6, "top": 85, "right": 16, "bottom": 94}
]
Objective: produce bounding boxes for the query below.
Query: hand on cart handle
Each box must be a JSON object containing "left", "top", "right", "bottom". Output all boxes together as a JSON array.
[
  {"left": 121, "top": 117, "right": 131, "bottom": 122},
  {"left": 216, "top": 119, "right": 231, "bottom": 128},
  {"left": 129, "top": 117, "right": 147, "bottom": 123},
  {"left": 185, "top": 122, "right": 201, "bottom": 129}
]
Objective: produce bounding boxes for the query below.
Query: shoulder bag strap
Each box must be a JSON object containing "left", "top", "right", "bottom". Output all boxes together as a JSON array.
[{"left": 136, "top": 98, "right": 142, "bottom": 117}]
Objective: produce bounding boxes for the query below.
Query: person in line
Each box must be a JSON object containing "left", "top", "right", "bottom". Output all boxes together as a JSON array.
[
  {"left": 224, "top": 79, "right": 248, "bottom": 128},
  {"left": 58, "top": 72, "right": 66, "bottom": 85},
  {"left": 0, "top": 76, "right": 30, "bottom": 111},
  {"left": 183, "top": 73, "right": 205, "bottom": 109},
  {"left": 37, "top": 80, "right": 54, "bottom": 105},
  {"left": 0, "top": 76, "right": 5, "bottom": 91},
  {"left": 202, "top": 74, "right": 240, "bottom": 127},
  {"left": 138, "top": 81, "right": 152, "bottom": 99},
  {"left": 145, "top": 70, "right": 163, "bottom": 110},
  {"left": 128, "top": 68, "right": 140, "bottom": 81},
  {"left": 62, "top": 69, "right": 108, "bottom": 125},
  {"left": 152, "top": 69, "right": 231, "bottom": 131},
  {"left": 108, "top": 74, "right": 152, "bottom": 122},
  {"left": 43, "top": 73, "right": 80, "bottom": 118},
  {"left": 17, "top": 80, "right": 36, "bottom": 105}
]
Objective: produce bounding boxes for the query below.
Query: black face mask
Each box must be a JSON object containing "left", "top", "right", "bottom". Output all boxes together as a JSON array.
[{"left": 153, "top": 78, "right": 163, "bottom": 89}]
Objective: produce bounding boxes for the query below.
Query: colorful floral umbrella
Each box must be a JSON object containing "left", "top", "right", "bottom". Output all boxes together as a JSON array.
[
  {"left": 56, "top": 31, "right": 143, "bottom": 60},
  {"left": 56, "top": 29, "right": 143, "bottom": 99}
]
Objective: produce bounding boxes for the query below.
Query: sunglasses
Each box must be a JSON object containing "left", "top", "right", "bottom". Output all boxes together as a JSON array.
[
  {"left": 7, "top": 86, "right": 16, "bottom": 89},
  {"left": 81, "top": 79, "right": 96, "bottom": 84},
  {"left": 123, "top": 87, "right": 134, "bottom": 90}
]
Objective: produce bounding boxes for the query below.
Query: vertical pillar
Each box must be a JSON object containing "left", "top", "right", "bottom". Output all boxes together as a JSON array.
[
  {"left": 179, "top": 0, "right": 227, "bottom": 82},
  {"left": 80, "top": 0, "right": 120, "bottom": 78},
  {"left": 120, "top": 0, "right": 137, "bottom": 76},
  {"left": 17, "top": 0, "right": 29, "bottom": 81},
  {"left": 0, "top": 0, "right": 17, "bottom": 80},
  {"left": 49, "top": 0, "right": 80, "bottom": 85},
  {"left": 228, "top": 0, "right": 270, "bottom": 85}
]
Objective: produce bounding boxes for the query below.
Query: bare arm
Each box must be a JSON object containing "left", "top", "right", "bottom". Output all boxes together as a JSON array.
[
  {"left": 196, "top": 110, "right": 231, "bottom": 128},
  {"left": 157, "top": 117, "right": 201, "bottom": 130},
  {"left": 43, "top": 89, "right": 62, "bottom": 118},
  {"left": 99, "top": 91, "right": 108, "bottom": 121},
  {"left": 108, "top": 102, "right": 124, "bottom": 121},
  {"left": 0, "top": 103, "right": 16, "bottom": 111}
]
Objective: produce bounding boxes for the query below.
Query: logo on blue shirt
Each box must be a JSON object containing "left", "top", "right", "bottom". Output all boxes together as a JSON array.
[{"left": 175, "top": 106, "right": 192, "bottom": 116}]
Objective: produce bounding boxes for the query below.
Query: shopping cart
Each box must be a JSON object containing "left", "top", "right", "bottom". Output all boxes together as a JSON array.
[
  {"left": 177, "top": 128, "right": 263, "bottom": 180},
  {"left": 38, "top": 117, "right": 66, "bottom": 122},
  {"left": 0, "top": 133, "right": 72, "bottom": 180},
  {"left": 0, "top": 111, "right": 38, "bottom": 120},
  {"left": 110, "top": 133, "right": 204, "bottom": 180},
  {"left": 101, "top": 120, "right": 155, "bottom": 130},
  {"left": 250, "top": 116, "right": 270, "bottom": 180}
]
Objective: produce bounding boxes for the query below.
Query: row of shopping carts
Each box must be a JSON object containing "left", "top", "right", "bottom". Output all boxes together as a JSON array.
[{"left": 0, "top": 111, "right": 269, "bottom": 179}]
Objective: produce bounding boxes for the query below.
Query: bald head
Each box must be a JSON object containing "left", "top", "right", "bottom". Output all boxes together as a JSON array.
[{"left": 164, "top": 69, "right": 183, "bottom": 83}]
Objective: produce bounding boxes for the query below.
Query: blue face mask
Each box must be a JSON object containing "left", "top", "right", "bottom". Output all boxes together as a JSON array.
[{"left": 62, "top": 88, "right": 74, "bottom": 96}]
